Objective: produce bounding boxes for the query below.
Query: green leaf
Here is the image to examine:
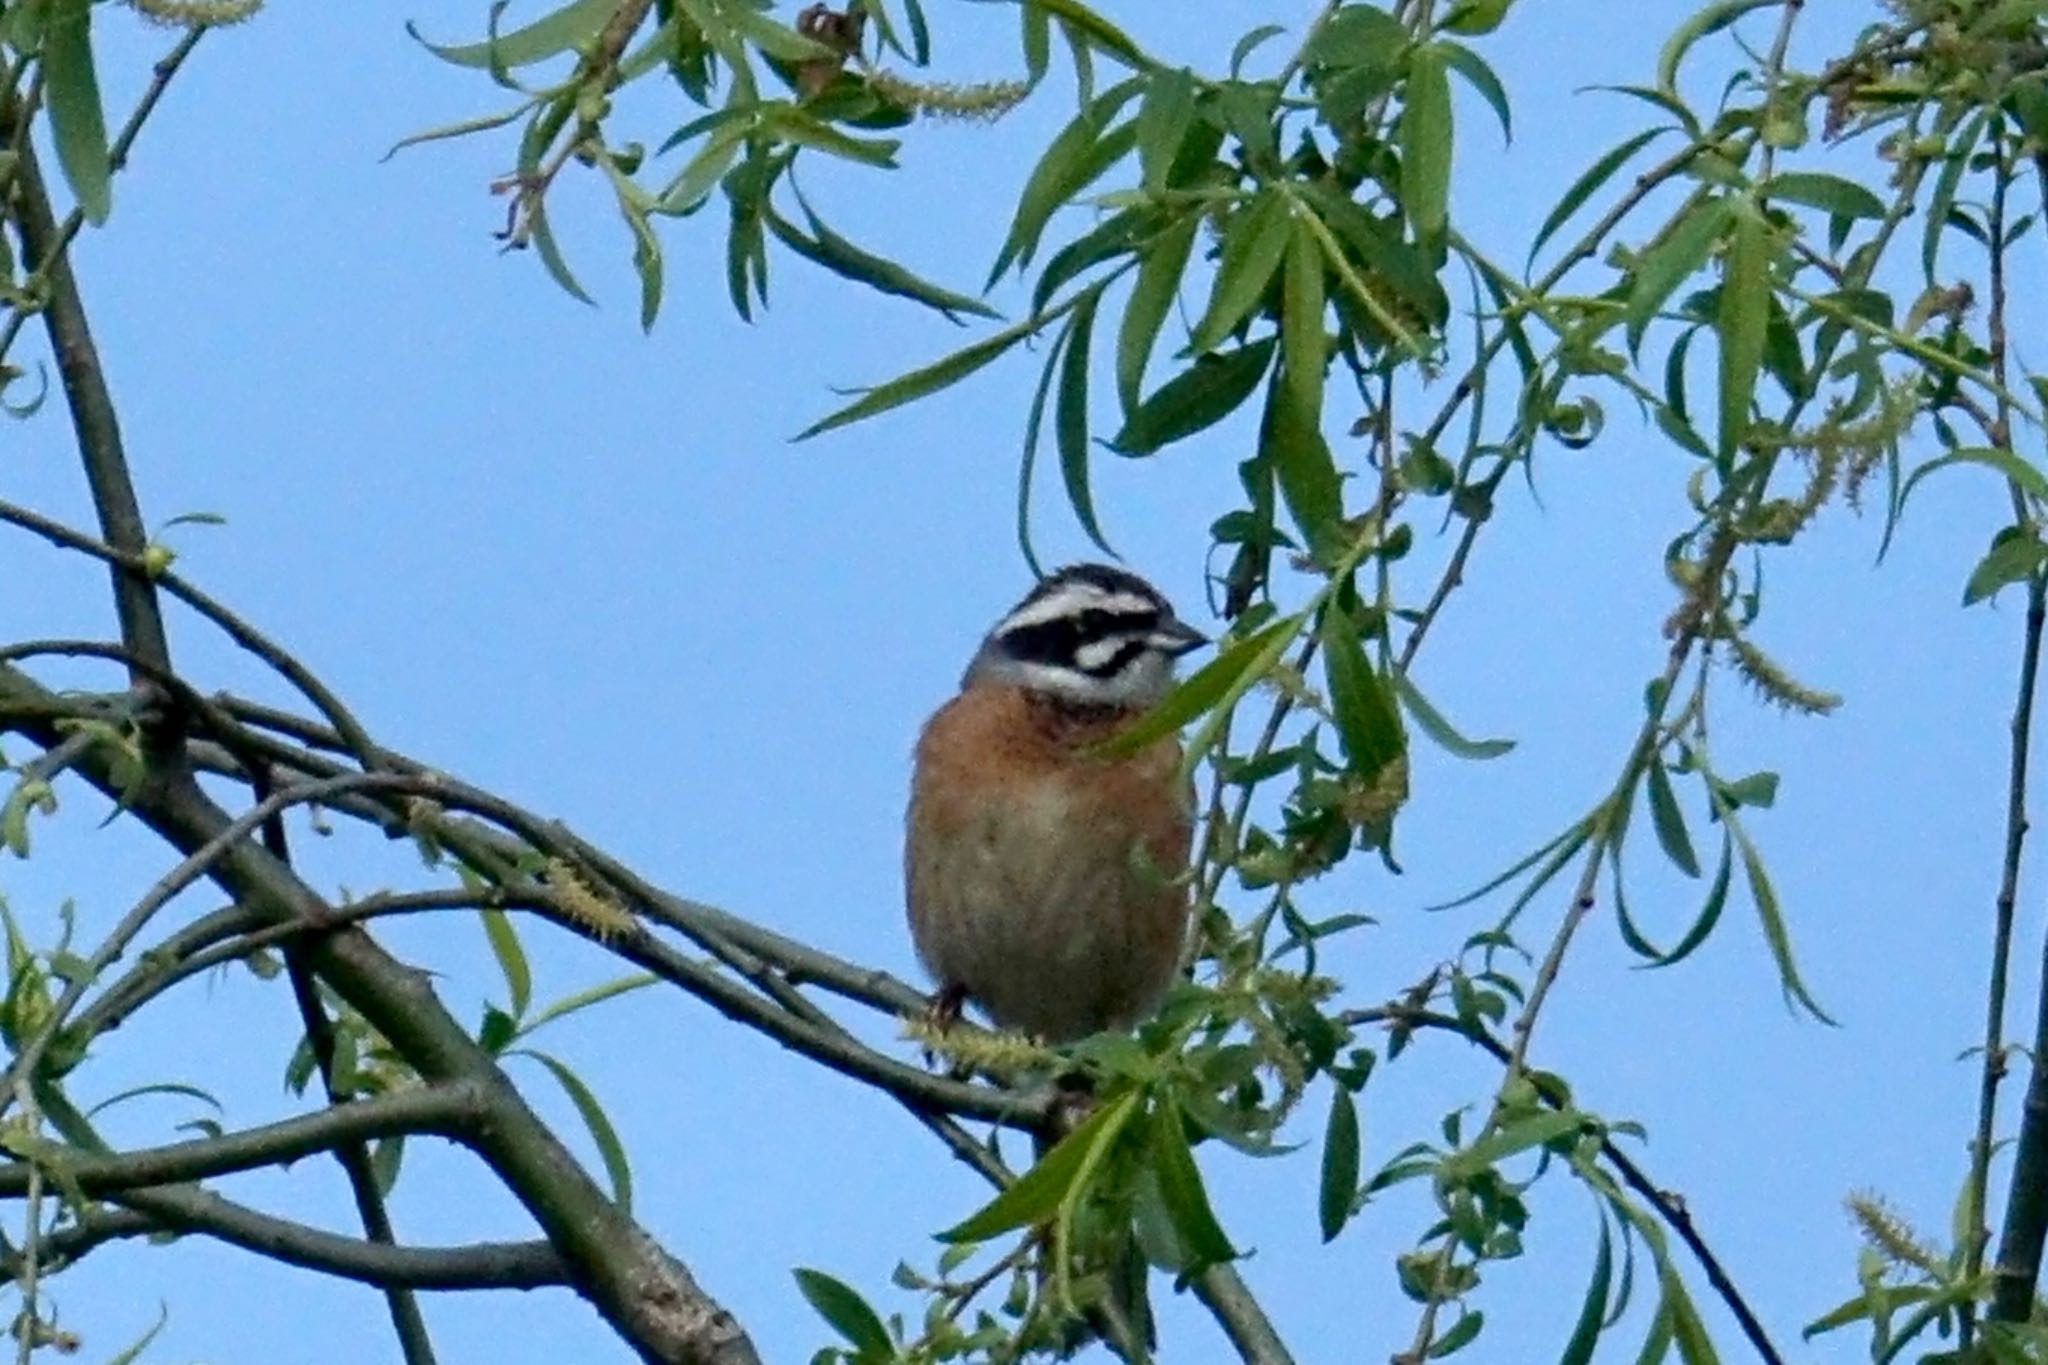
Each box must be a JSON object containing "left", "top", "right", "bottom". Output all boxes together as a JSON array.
[
  {"left": 793, "top": 1268, "right": 893, "bottom": 1355},
  {"left": 103, "top": 1305, "right": 167, "bottom": 1365},
  {"left": 408, "top": 0, "right": 614, "bottom": 69},
  {"left": 1627, "top": 195, "right": 1729, "bottom": 352},
  {"left": 384, "top": 103, "right": 534, "bottom": 162},
  {"left": 1964, "top": 529, "right": 2048, "bottom": 606},
  {"left": 1097, "top": 612, "right": 1303, "bottom": 757},
  {"left": 1266, "top": 372, "right": 1344, "bottom": 561},
  {"left": 1642, "top": 835, "right": 1733, "bottom": 967},
  {"left": 1432, "top": 1310, "right": 1485, "bottom": 1357},
  {"left": 481, "top": 908, "right": 532, "bottom": 1018},
  {"left": 1558, "top": 1220, "right": 1614, "bottom": 1365},
  {"left": 1055, "top": 288, "right": 1114, "bottom": 556},
  {"left": 1321, "top": 601, "right": 1406, "bottom": 779},
  {"left": 517, "top": 1049, "right": 634, "bottom": 1208},
  {"left": 725, "top": 6, "right": 834, "bottom": 61},
  {"left": 1111, "top": 336, "right": 1276, "bottom": 455},
  {"left": 43, "top": 0, "right": 109, "bottom": 226},
  {"left": 1192, "top": 191, "right": 1293, "bottom": 352},
  {"left": 1305, "top": 4, "right": 1405, "bottom": 68},
  {"left": 1440, "top": 1110, "right": 1584, "bottom": 1178},
  {"left": 1715, "top": 200, "right": 1769, "bottom": 463},
  {"left": 1399, "top": 43, "right": 1454, "bottom": 243},
  {"left": 1438, "top": 41, "right": 1510, "bottom": 143},
  {"left": 1392, "top": 670, "right": 1513, "bottom": 759},
  {"left": 1283, "top": 215, "right": 1327, "bottom": 421},
  {"left": 765, "top": 106, "right": 900, "bottom": 167},
  {"left": 1763, "top": 171, "right": 1885, "bottom": 221},
  {"left": 1022, "top": 0, "right": 1152, "bottom": 69},
  {"left": 1721, "top": 804, "right": 1834, "bottom": 1023},
  {"left": 85, "top": 1081, "right": 221, "bottom": 1121},
  {"left": 1898, "top": 446, "right": 2048, "bottom": 514},
  {"left": 989, "top": 78, "right": 1143, "bottom": 285},
  {"left": 1151, "top": 1099, "right": 1237, "bottom": 1268},
  {"left": 517, "top": 972, "right": 658, "bottom": 1040},
  {"left": 1116, "top": 212, "right": 1200, "bottom": 412},
  {"left": 1644, "top": 762, "right": 1700, "bottom": 878},
  {"left": 798, "top": 306, "right": 1063, "bottom": 439},
  {"left": 764, "top": 199, "right": 999, "bottom": 322},
  {"left": 1656, "top": 0, "right": 1777, "bottom": 97},
  {"left": 940, "top": 1089, "right": 1140, "bottom": 1241},
  {"left": 1318, "top": 1086, "right": 1361, "bottom": 1242},
  {"left": 530, "top": 202, "right": 597, "bottom": 306},
  {"left": 1529, "top": 128, "right": 1667, "bottom": 271},
  {"left": 1923, "top": 111, "right": 1987, "bottom": 281},
  {"left": 1136, "top": 66, "right": 1196, "bottom": 193}
]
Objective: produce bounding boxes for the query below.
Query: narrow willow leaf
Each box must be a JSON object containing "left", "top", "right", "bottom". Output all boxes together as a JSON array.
[
  {"left": 1399, "top": 43, "right": 1453, "bottom": 243},
  {"left": 798, "top": 302, "right": 1070, "bottom": 438},
  {"left": 725, "top": 6, "right": 833, "bottom": 60},
  {"left": 1722, "top": 805, "right": 1835, "bottom": 1023},
  {"left": 765, "top": 107, "right": 900, "bottom": 167},
  {"left": 1646, "top": 835, "right": 1732, "bottom": 967},
  {"left": 1643, "top": 762, "right": 1700, "bottom": 879},
  {"left": 1137, "top": 66, "right": 1196, "bottom": 193},
  {"left": 1441, "top": 1110, "right": 1583, "bottom": 1177},
  {"left": 1015, "top": 328, "right": 1065, "bottom": 575},
  {"left": 519, "top": 1049, "right": 634, "bottom": 1208},
  {"left": 1031, "top": 205, "right": 1149, "bottom": 315},
  {"left": 1151, "top": 1100, "right": 1237, "bottom": 1267},
  {"left": 384, "top": 104, "right": 532, "bottom": 161},
  {"left": 1097, "top": 613, "right": 1303, "bottom": 757},
  {"left": 1116, "top": 211, "right": 1200, "bottom": 411},
  {"left": 1627, "top": 195, "right": 1729, "bottom": 352},
  {"left": 1055, "top": 289, "right": 1114, "bottom": 556},
  {"left": 1898, "top": 446, "right": 2048, "bottom": 513},
  {"left": 1026, "top": 0, "right": 1152, "bottom": 69},
  {"left": 408, "top": 0, "right": 613, "bottom": 69},
  {"left": 1715, "top": 201, "right": 1769, "bottom": 463},
  {"left": 1318, "top": 1087, "right": 1361, "bottom": 1242},
  {"left": 1430, "top": 817, "right": 1591, "bottom": 910},
  {"left": 530, "top": 203, "right": 597, "bottom": 306},
  {"left": 1665, "top": 1272, "right": 1719, "bottom": 1365},
  {"left": 1923, "top": 110, "right": 1987, "bottom": 281},
  {"left": 44, "top": 0, "right": 109, "bottom": 225},
  {"left": 1529, "top": 128, "right": 1667, "bottom": 271},
  {"left": 517, "top": 972, "right": 658, "bottom": 1039},
  {"left": 656, "top": 121, "right": 747, "bottom": 214},
  {"left": 1321, "top": 602, "right": 1405, "bottom": 779},
  {"left": 1433, "top": 1311, "right": 1484, "bottom": 1357},
  {"left": 990, "top": 78, "right": 1143, "bottom": 284},
  {"left": 1655, "top": 0, "right": 1777, "bottom": 96},
  {"left": 1963, "top": 530, "right": 2048, "bottom": 606},
  {"left": 1266, "top": 373, "right": 1344, "bottom": 561},
  {"left": 1558, "top": 1219, "right": 1615, "bottom": 1365},
  {"left": 1191, "top": 191, "right": 1292, "bottom": 352},
  {"left": 1283, "top": 216, "right": 1327, "bottom": 420},
  {"left": 793, "top": 1269, "right": 894, "bottom": 1354},
  {"left": 1763, "top": 170, "right": 1884, "bottom": 221},
  {"left": 940, "top": 1090, "right": 1140, "bottom": 1241},
  {"left": 1438, "top": 41, "right": 1509, "bottom": 143},
  {"left": 1392, "top": 670, "right": 1512, "bottom": 759},
  {"left": 764, "top": 201, "right": 1000, "bottom": 322},
  {"left": 481, "top": 908, "right": 532, "bottom": 1018},
  {"left": 1111, "top": 336, "right": 1276, "bottom": 454}
]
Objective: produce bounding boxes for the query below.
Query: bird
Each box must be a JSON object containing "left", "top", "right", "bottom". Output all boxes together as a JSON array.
[{"left": 904, "top": 562, "right": 1207, "bottom": 1045}]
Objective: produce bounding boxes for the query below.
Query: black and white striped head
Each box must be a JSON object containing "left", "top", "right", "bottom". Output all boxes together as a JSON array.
[{"left": 964, "top": 564, "right": 1206, "bottom": 709}]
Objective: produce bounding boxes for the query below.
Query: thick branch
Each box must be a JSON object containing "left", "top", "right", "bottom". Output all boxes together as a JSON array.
[{"left": 0, "top": 663, "right": 761, "bottom": 1365}]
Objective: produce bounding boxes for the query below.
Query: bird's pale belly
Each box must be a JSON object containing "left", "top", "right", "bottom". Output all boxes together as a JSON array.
[{"left": 908, "top": 781, "right": 1188, "bottom": 1042}]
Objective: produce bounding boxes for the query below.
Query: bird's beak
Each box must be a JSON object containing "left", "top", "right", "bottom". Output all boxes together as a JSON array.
[{"left": 1150, "top": 618, "right": 1209, "bottom": 656}]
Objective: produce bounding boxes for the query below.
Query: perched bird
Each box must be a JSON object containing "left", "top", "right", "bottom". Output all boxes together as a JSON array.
[{"left": 905, "top": 563, "right": 1207, "bottom": 1043}]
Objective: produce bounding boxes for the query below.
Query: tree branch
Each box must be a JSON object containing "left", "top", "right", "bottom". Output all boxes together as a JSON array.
[
  {"left": 0, "top": 1084, "right": 483, "bottom": 1197},
  {"left": 0, "top": 662, "right": 762, "bottom": 1365}
]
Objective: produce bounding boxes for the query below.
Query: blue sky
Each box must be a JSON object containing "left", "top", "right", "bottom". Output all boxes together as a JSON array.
[{"left": 0, "top": 0, "right": 2031, "bottom": 1361}]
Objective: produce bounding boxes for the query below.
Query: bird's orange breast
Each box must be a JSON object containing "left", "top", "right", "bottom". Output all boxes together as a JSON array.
[{"left": 904, "top": 684, "right": 1194, "bottom": 1042}]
